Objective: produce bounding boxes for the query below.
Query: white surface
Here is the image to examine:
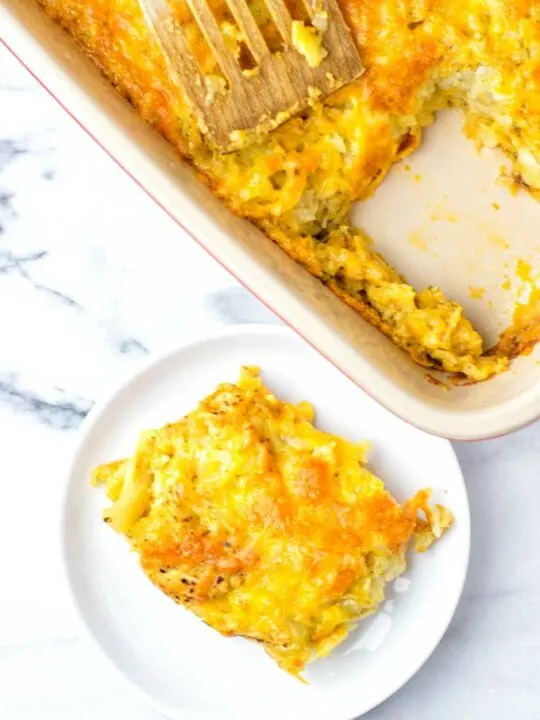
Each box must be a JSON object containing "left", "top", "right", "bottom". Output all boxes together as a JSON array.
[
  {"left": 1, "top": 44, "right": 540, "bottom": 720},
  {"left": 64, "top": 325, "right": 469, "bottom": 720}
]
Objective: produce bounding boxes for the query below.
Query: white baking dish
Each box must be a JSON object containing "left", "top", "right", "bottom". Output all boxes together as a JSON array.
[{"left": 3, "top": 0, "right": 540, "bottom": 440}]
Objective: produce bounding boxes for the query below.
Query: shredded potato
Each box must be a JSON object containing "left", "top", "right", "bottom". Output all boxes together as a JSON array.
[
  {"left": 37, "top": 0, "right": 540, "bottom": 379},
  {"left": 92, "top": 367, "right": 452, "bottom": 676}
]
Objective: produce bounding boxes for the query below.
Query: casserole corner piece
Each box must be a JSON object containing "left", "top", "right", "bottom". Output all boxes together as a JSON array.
[{"left": 91, "top": 366, "right": 454, "bottom": 677}]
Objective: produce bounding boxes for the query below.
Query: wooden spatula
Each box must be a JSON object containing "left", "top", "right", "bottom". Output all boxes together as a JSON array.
[{"left": 140, "top": 0, "right": 363, "bottom": 151}]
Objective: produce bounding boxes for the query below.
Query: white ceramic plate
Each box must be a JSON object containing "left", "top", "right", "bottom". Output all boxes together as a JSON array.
[{"left": 63, "top": 324, "right": 470, "bottom": 720}]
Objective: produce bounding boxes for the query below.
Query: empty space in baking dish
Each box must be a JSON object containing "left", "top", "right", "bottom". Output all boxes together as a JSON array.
[
  {"left": 3, "top": 0, "right": 540, "bottom": 438},
  {"left": 355, "top": 110, "right": 540, "bottom": 349}
]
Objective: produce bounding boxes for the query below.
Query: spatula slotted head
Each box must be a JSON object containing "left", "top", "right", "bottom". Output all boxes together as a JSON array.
[{"left": 141, "top": 0, "right": 363, "bottom": 151}]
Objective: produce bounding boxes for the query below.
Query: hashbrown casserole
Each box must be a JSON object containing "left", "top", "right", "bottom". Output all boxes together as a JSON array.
[
  {"left": 92, "top": 366, "right": 453, "bottom": 676},
  {"left": 34, "top": 0, "right": 540, "bottom": 380}
]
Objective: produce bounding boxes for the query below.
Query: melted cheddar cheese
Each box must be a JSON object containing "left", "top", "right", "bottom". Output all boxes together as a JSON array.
[
  {"left": 92, "top": 367, "right": 452, "bottom": 676},
  {"left": 37, "top": 0, "right": 540, "bottom": 380}
]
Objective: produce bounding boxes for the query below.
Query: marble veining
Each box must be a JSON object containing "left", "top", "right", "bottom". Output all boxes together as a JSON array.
[
  {"left": 1, "top": 40, "right": 540, "bottom": 720},
  {"left": 0, "top": 372, "right": 92, "bottom": 430}
]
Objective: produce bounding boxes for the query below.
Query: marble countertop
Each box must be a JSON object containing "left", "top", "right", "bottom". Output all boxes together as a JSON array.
[{"left": 1, "top": 43, "right": 539, "bottom": 720}]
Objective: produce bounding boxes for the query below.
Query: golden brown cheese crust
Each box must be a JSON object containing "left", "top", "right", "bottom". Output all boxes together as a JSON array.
[
  {"left": 37, "top": 0, "right": 540, "bottom": 379},
  {"left": 92, "top": 367, "right": 452, "bottom": 675}
]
